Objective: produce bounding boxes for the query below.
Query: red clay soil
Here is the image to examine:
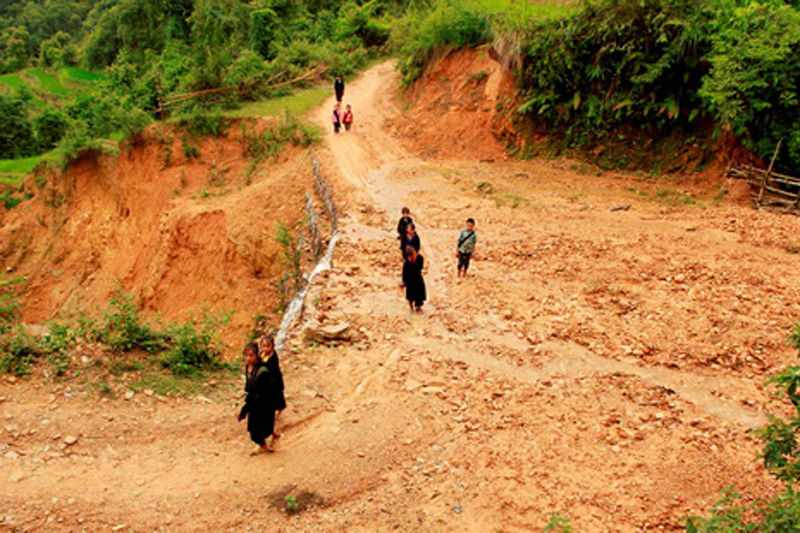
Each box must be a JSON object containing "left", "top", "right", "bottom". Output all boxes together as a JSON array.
[
  {"left": 3, "top": 61, "right": 800, "bottom": 533},
  {"left": 394, "top": 46, "right": 517, "bottom": 161},
  {"left": 0, "top": 122, "right": 316, "bottom": 347}
]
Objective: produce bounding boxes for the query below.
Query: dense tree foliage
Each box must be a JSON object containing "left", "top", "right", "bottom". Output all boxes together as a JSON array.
[
  {"left": 0, "top": 95, "right": 36, "bottom": 159},
  {"left": 0, "top": 0, "right": 403, "bottom": 166},
  {"left": 394, "top": 0, "right": 800, "bottom": 172}
]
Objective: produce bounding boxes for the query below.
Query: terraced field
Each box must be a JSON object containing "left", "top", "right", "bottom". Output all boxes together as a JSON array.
[{"left": 0, "top": 67, "right": 106, "bottom": 182}]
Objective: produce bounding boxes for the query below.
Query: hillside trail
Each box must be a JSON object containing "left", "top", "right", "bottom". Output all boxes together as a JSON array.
[
  {"left": 315, "top": 60, "right": 762, "bottom": 430},
  {"left": 3, "top": 60, "right": 797, "bottom": 531}
]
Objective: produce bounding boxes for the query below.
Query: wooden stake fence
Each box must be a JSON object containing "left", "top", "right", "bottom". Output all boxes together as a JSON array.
[{"left": 728, "top": 147, "right": 800, "bottom": 215}]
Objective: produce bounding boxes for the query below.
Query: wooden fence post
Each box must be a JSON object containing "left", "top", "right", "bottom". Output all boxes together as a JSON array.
[{"left": 759, "top": 140, "right": 782, "bottom": 206}]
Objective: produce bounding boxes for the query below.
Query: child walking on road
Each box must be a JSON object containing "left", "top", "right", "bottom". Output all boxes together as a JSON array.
[
  {"left": 456, "top": 218, "right": 477, "bottom": 277},
  {"left": 400, "top": 223, "right": 421, "bottom": 259},
  {"left": 396, "top": 207, "right": 413, "bottom": 241},
  {"left": 401, "top": 246, "right": 426, "bottom": 312},
  {"left": 343, "top": 104, "right": 354, "bottom": 131},
  {"left": 237, "top": 342, "right": 279, "bottom": 454},
  {"left": 259, "top": 334, "right": 287, "bottom": 420},
  {"left": 332, "top": 103, "right": 342, "bottom": 134},
  {"left": 334, "top": 75, "right": 345, "bottom": 103}
]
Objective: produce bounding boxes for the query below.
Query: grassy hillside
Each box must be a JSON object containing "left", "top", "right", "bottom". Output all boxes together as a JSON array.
[
  {"left": 0, "top": 67, "right": 105, "bottom": 98},
  {"left": 0, "top": 66, "right": 106, "bottom": 184}
]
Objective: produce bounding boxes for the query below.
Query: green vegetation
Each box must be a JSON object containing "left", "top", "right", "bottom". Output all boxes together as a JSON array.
[
  {"left": 0, "top": 72, "right": 27, "bottom": 92},
  {"left": 543, "top": 515, "right": 573, "bottom": 532},
  {"left": 273, "top": 219, "right": 307, "bottom": 312},
  {"left": 391, "top": 0, "right": 571, "bottom": 86},
  {"left": 226, "top": 83, "right": 330, "bottom": 118},
  {"left": 685, "top": 325, "right": 800, "bottom": 531},
  {"left": 285, "top": 495, "right": 300, "bottom": 514},
  {"left": 242, "top": 111, "right": 321, "bottom": 165},
  {"left": 396, "top": 0, "right": 800, "bottom": 173},
  {"left": 27, "top": 67, "right": 70, "bottom": 95},
  {"left": 0, "top": 276, "right": 25, "bottom": 335},
  {"left": 1, "top": 0, "right": 398, "bottom": 189},
  {"left": 0, "top": 286, "right": 232, "bottom": 378}
]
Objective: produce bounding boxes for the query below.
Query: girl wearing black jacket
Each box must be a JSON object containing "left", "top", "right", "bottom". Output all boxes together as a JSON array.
[{"left": 238, "top": 342, "right": 280, "bottom": 454}]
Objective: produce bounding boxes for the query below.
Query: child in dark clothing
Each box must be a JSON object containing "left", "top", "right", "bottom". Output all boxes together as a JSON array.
[
  {"left": 332, "top": 103, "right": 342, "bottom": 134},
  {"left": 334, "top": 75, "right": 345, "bottom": 103},
  {"left": 343, "top": 104, "right": 354, "bottom": 131},
  {"left": 397, "top": 207, "right": 413, "bottom": 241},
  {"left": 400, "top": 223, "right": 421, "bottom": 259},
  {"left": 237, "top": 342, "right": 278, "bottom": 454},
  {"left": 259, "top": 334, "right": 286, "bottom": 420},
  {"left": 401, "top": 246, "right": 426, "bottom": 312}
]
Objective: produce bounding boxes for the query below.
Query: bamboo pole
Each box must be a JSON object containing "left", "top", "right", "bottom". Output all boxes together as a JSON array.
[{"left": 162, "top": 65, "right": 327, "bottom": 109}]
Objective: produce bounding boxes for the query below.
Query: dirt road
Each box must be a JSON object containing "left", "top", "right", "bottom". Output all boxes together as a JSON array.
[{"left": 3, "top": 60, "right": 800, "bottom": 531}]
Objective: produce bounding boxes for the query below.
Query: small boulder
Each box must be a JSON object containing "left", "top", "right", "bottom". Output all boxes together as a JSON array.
[{"left": 304, "top": 322, "right": 352, "bottom": 343}]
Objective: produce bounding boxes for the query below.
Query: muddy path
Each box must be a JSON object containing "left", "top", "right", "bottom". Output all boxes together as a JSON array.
[{"left": 2, "top": 60, "right": 799, "bottom": 531}]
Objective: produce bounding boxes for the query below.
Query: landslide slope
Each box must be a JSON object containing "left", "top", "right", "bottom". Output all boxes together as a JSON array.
[{"left": 0, "top": 122, "right": 317, "bottom": 345}]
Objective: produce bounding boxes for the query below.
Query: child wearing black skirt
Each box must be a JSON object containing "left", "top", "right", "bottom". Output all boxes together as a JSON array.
[
  {"left": 259, "top": 334, "right": 287, "bottom": 419},
  {"left": 401, "top": 246, "right": 427, "bottom": 312},
  {"left": 237, "top": 342, "right": 279, "bottom": 454}
]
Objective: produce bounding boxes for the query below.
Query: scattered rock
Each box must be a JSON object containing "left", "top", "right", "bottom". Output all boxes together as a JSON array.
[
  {"left": 403, "top": 380, "right": 423, "bottom": 392},
  {"left": 304, "top": 322, "right": 352, "bottom": 343},
  {"left": 8, "top": 470, "right": 26, "bottom": 483},
  {"left": 64, "top": 436, "right": 79, "bottom": 446}
]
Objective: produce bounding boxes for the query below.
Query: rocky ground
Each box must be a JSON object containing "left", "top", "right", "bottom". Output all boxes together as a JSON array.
[{"left": 2, "top": 60, "right": 800, "bottom": 532}]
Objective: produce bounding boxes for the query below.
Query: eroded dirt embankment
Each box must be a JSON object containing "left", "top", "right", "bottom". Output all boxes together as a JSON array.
[{"left": 0, "top": 122, "right": 319, "bottom": 343}]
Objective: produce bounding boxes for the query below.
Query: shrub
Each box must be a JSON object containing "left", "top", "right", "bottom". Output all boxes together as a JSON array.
[
  {"left": 0, "top": 94, "right": 36, "bottom": 158},
  {"left": 176, "top": 109, "right": 228, "bottom": 137},
  {"left": 224, "top": 49, "right": 270, "bottom": 100},
  {"left": 1, "top": 27, "right": 32, "bottom": 74},
  {"left": 1, "top": 190, "right": 25, "bottom": 210},
  {"left": 34, "top": 107, "right": 69, "bottom": 151},
  {"left": 0, "top": 276, "right": 25, "bottom": 335},
  {"left": 39, "top": 31, "right": 76, "bottom": 68},
  {"left": 251, "top": 8, "right": 280, "bottom": 60},
  {"left": 517, "top": 0, "right": 711, "bottom": 142},
  {"left": 336, "top": 1, "right": 391, "bottom": 48},
  {"left": 700, "top": 1, "right": 800, "bottom": 170},
  {"left": 0, "top": 328, "right": 41, "bottom": 377},
  {"left": 98, "top": 287, "right": 164, "bottom": 353},
  {"left": 159, "top": 311, "right": 231, "bottom": 376},
  {"left": 243, "top": 111, "right": 320, "bottom": 162},
  {"left": 391, "top": 1, "right": 492, "bottom": 85}
]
